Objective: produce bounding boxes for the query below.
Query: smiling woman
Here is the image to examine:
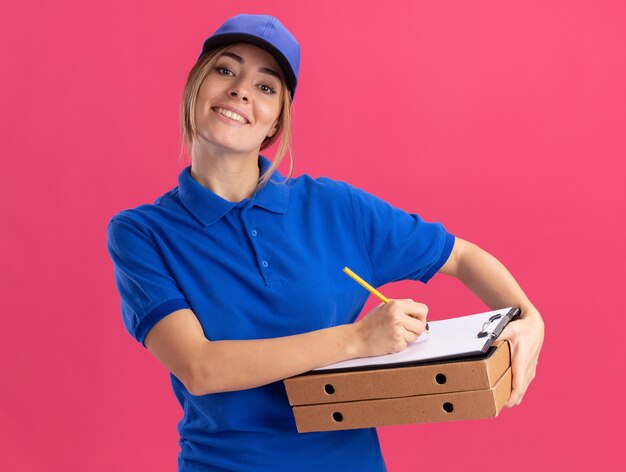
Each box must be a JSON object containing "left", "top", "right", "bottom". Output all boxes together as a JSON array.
[
  {"left": 106, "top": 12, "right": 543, "bottom": 472},
  {"left": 179, "top": 42, "right": 294, "bottom": 192}
]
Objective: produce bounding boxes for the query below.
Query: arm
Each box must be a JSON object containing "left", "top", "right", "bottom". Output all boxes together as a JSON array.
[
  {"left": 145, "top": 300, "right": 428, "bottom": 396},
  {"left": 438, "top": 237, "right": 545, "bottom": 407},
  {"left": 145, "top": 309, "right": 356, "bottom": 395}
]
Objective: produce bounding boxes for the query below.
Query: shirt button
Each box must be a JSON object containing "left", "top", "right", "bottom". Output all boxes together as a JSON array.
[
  {"left": 262, "top": 260, "right": 269, "bottom": 268},
  {"left": 251, "top": 229, "right": 258, "bottom": 237}
]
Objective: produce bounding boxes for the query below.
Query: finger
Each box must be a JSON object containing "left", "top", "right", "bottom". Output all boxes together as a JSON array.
[
  {"left": 391, "top": 337, "right": 408, "bottom": 353},
  {"left": 505, "top": 389, "right": 523, "bottom": 408},
  {"left": 509, "top": 363, "right": 539, "bottom": 407},
  {"left": 504, "top": 372, "right": 525, "bottom": 407},
  {"left": 395, "top": 300, "right": 428, "bottom": 323},
  {"left": 497, "top": 323, "right": 516, "bottom": 342},
  {"left": 509, "top": 368, "right": 536, "bottom": 407},
  {"left": 402, "top": 314, "right": 427, "bottom": 336},
  {"left": 505, "top": 359, "right": 528, "bottom": 408},
  {"left": 403, "top": 329, "right": 419, "bottom": 344},
  {"left": 503, "top": 337, "right": 522, "bottom": 408}
]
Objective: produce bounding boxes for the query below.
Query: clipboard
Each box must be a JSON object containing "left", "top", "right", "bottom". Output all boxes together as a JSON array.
[{"left": 314, "top": 307, "right": 521, "bottom": 373}]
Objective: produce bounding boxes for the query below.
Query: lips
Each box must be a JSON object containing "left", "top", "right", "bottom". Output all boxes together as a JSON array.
[
  {"left": 211, "top": 108, "right": 247, "bottom": 126},
  {"left": 211, "top": 104, "right": 251, "bottom": 124}
]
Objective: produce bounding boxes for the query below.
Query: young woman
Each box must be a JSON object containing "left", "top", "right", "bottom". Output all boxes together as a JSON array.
[{"left": 106, "top": 13, "right": 544, "bottom": 472}]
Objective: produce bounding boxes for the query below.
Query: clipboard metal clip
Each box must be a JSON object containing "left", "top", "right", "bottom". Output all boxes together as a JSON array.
[{"left": 477, "top": 314, "right": 503, "bottom": 338}]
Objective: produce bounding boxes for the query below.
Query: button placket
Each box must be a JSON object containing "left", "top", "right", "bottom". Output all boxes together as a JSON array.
[{"left": 240, "top": 207, "right": 270, "bottom": 283}]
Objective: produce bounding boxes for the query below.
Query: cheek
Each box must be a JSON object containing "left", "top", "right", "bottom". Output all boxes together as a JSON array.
[
  {"left": 195, "top": 101, "right": 209, "bottom": 123},
  {"left": 194, "top": 91, "right": 216, "bottom": 129},
  {"left": 194, "top": 78, "right": 218, "bottom": 118},
  {"left": 193, "top": 106, "right": 208, "bottom": 136},
  {"left": 260, "top": 101, "right": 282, "bottom": 128}
]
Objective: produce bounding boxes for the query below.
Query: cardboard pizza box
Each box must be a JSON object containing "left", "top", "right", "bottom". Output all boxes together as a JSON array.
[
  {"left": 291, "top": 365, "right": 511, "bottom": 432},
  {"left": 284, "top": 341, "right": 510, "bottom": 406},
  {"left": 283, "top": 341, "right": 512, "bottom": 433}
]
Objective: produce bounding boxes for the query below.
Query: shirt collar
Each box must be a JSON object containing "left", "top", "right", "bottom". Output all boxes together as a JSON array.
[{"left": 178, "top": 155, "right": 289, "bottom": 226}]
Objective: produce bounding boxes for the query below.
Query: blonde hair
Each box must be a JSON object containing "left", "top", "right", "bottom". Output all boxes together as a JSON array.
[{"left": 179, "top": 45, "right": 294, "bottom": 190}]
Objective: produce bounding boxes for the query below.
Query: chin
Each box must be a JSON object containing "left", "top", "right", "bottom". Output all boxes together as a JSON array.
[
  {"left": 209, "top": 140, "right": 258, "bottom": 156},
  {"left": 197, "top": 128, "right": 265, "bottom": 154}
]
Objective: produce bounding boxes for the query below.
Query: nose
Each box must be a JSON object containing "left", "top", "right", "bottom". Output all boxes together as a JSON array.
[{"left": 228, "top": 82, "right": 249, "bottom": 102}]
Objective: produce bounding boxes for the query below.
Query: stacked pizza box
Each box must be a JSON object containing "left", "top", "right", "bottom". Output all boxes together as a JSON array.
[{"left": 283, "top": 340, "right": 512, "bottom": 433}]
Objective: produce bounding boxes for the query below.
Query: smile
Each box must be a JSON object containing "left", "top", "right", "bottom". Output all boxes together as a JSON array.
[{"left": 211, "top": 107, "right": 249, "bottom": 124}]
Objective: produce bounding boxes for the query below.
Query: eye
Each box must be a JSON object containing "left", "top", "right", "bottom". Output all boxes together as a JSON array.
[
  {"left": 215, "top": 66, "right": 234, "bottom": 76},
  {"left": 259, "top": 84, "right": 276, "bottom": 95}
]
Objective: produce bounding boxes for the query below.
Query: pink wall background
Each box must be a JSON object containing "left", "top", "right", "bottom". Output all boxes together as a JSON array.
[{"left": 1, "top": 1, "right": 624, "bottom": 470}]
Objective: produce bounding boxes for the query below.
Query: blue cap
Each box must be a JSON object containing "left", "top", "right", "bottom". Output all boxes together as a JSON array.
[{"left": 198, "top": 14, "right": 300, "bottom": 100}]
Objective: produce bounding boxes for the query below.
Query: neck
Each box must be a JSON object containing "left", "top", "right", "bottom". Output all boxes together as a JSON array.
[{"left": 190, "top": 146, "right": 261, "bottom": 203}]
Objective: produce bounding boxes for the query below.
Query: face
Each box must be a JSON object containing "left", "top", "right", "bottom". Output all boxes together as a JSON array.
[{"left": 194, "top": 43, "right": 284, "bottom": 157}]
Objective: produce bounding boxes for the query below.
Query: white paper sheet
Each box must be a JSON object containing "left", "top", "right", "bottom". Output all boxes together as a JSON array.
[{"left": 314, "top": 307, "right": 514, "bottom": 371}]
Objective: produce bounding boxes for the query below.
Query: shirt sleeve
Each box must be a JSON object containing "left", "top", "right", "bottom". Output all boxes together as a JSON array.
[
  {"left": 106, "top": 215, "right": 191, "bottom": 347},
  {"left": 348, "top": 184, "right": 455, "bottom": 288}
]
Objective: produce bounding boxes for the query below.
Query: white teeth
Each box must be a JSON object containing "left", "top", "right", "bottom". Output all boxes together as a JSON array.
[{"left": 215, "top": 108, "right": 247, "bottom": 123}]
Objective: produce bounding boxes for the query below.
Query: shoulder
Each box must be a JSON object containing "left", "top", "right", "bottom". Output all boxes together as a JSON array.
[
  {"left": 107, "top": 186, "right": 181, "bottom": 234},
  {"left": 106, "top": 188, "right": 178, "bottom": 258},
  {"left": 293, "top": 174, "right": 393, "bottom": 213},
  {"left": 287, "top": 173, "right": 357, "bottom": 202},
  {"left": 284, "top": 175, "right": 382, "bottom": 221}
]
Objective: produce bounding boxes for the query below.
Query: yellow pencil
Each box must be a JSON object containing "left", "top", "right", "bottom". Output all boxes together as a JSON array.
[{"left": 342, "top": 266, "right": 429, "bottom": 333}]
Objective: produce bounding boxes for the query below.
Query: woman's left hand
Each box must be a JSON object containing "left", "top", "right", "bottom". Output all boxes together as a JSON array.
[{"left": 498, "top": 306, "right": 545, "bottom": 408}]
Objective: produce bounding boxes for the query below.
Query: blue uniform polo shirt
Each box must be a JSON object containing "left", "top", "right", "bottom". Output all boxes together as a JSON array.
[{"left": 106, "top": 155, "right": 455, "bottom": 471}]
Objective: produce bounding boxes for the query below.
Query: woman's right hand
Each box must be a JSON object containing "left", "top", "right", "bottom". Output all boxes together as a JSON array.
[{"left": 353, "top": 299, "right": 429, "bottom": 358}]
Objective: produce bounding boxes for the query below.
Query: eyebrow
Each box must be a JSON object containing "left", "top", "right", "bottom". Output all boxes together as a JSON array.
[{"left": 219, "top": 51, "right": 283, "bottom": 81}]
